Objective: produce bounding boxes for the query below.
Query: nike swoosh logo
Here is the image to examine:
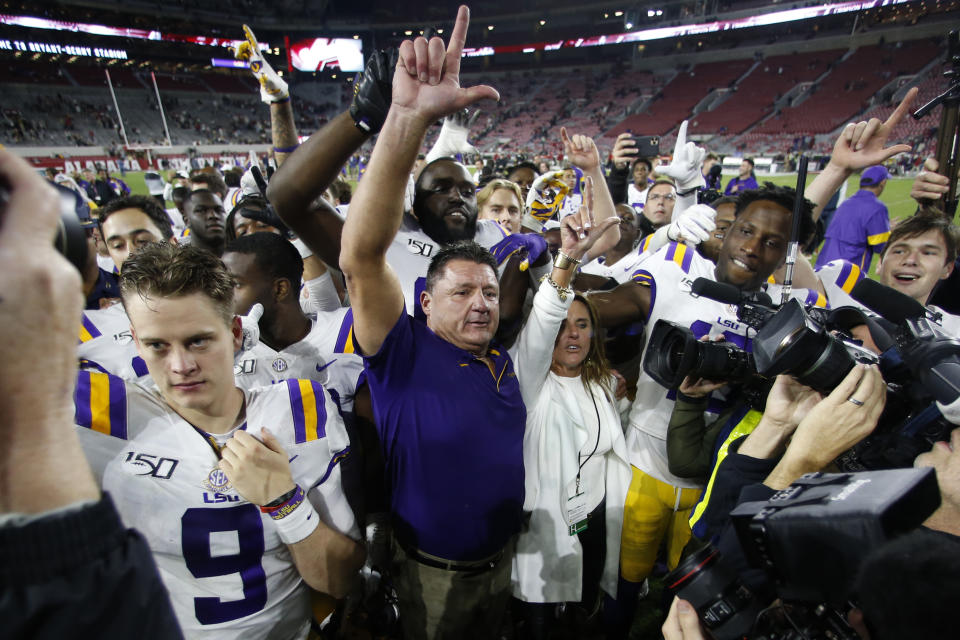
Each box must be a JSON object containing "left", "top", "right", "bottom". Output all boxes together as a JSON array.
[
  {"left": 288, "top": 455, "right": 298, "bottom": 464},
  {"left": 316, "top": 359, "right": 337, "bottom": 373}
]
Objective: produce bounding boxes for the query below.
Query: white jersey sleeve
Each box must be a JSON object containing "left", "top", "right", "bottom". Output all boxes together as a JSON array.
[
  {"left": 74, "top": 371, "right": 357, "bottom": 640},
  {"left": 77, "top": 304, "right": 150, "bottom": 381},
  {"left": 234, "top": 308, "right": 365, "bottom": 414},
  {"left": 815, "top": 259, "right": 867, "bottom": 311}
]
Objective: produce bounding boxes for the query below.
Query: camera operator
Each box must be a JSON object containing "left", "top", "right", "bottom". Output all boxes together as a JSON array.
[
  {"left": 0, "top": 148, "right": 181, "bottom": 638},
  {"left": 588, "top": 182, "right": 819, "bottom": 635},
  {"left": 664, "top": 376, "right": 960, "bottom": 640}
]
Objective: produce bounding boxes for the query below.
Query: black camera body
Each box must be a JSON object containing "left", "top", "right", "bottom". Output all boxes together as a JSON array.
[
  {"left": 668, "top": 468, "right": 940, "bottom": 639},
  {"left": 642, "top": 279, "right": 876, "bottom": 407}
]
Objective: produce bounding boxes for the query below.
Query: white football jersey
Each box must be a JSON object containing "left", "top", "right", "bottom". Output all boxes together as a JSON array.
[
  {"left": 817, "top": 259, "right": 960, "bottom": 337},
  {"left": 234, "top": 309, "right": 365, "bottom": 413},
  {"left": 622, "top": 242, "right": 815, "bottom": 488},
  {"left": 816, "top": 259, "right": 867, "bottom": 311},
  {"left": 627, "top": 183, "right": 649, "bottom": 210},
  {"left": 77, "top": 304, "right": 148, "bottom": 381},
  {"left": 74, "top": 372, "right": 358, "bottom": 640},
  {"left": 385, "top": 214, "right": 506, "bottom": 320}
]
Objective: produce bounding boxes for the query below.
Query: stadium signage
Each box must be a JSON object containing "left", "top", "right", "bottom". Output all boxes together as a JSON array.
[
  {"left": 0, "top": 14, "right": 268, "bottom": 51},
  {"left": 0, "top": 38, "right": 128, "bottom": 59}
]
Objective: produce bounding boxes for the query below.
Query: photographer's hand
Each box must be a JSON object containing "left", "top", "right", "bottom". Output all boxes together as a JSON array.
[
  {"left": 662, "top": 597, "right": 707, "bottom": 640},
  {"left": 739, "top": 375, "right": 821, "bottom": 460},
  {"left": 765, "top": 365, "right": 886, "bottom": 490}
]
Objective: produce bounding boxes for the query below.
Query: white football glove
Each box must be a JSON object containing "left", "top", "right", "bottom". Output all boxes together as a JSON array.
[
  {"left": 238, "top": 303, "right": 264, "bottom": 353},
  {"left": 667, "top": 204, "right": 716, "bottom": 246},
  {"left": 233, "top": 25, "right": 289, "bottom": 104},
  {"left": 425, "top": 109, "right": 479, "bottom": 163},
  {"left": 659, "top": 120, "right": 706, "bottom": 192}
]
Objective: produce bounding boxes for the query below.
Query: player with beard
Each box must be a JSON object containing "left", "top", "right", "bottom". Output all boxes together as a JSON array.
[{"left": 267, "top": 54, "right": 555, "bottom": 323}]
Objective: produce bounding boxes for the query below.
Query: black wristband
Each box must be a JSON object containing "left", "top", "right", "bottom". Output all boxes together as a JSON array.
[{"left": 263, "top": 486, "right": 298, "bottom": 508}]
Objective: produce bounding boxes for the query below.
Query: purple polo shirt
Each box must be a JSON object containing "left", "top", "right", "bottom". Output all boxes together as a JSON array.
[
  {"left": 724, "top": 175, "right": 759, "bottom": 195},
  {"left": 815, "top": 189, "right": 890, "bottom": 270},
  {"left": 363, "top": 308, "right": 526, "bottom": 561}
]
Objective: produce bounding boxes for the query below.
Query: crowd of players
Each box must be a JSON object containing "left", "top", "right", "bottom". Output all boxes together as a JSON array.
[{"left": 4, "top": 6, "right": 960, "bottom": 640}]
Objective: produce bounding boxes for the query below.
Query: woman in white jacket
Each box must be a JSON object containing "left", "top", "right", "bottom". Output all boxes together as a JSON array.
[{"left": 510, "top": 156, "right": 632, "bottom": 638}]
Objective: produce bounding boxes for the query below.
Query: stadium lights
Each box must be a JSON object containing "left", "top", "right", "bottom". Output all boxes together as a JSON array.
[
  {"left": 353, "top": 34, "right": 359, "bottom": 39},
  {"left": 460, "top": 0, "right": 920, "bottom": 57},
  {"left": 488, "top": 25, "right": 494, "bottom": 30},
  {"left": 626, "top": 22, "right": 633, "bottom": 29},
  {"left": 614, "top": 10, "right": 623, "bottom": 17},
  {"left": 404, "top": 30, "right": 413, "bottom": 35},
  {"left": 539, "top": 19, "right": 546, "bottom": 25},
  {"left": 437, "top": 28, "right": 444, "bottom": 34}
]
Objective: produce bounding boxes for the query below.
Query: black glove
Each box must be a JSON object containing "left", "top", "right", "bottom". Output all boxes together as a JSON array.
[{"left": 349, "top": 48, "right": 398, "bottom": 134}]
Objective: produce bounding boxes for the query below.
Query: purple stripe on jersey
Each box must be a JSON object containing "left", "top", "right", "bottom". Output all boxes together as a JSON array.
[
  {"left": 108, "top": 374, "right": 128, "bottom": 439},
  {"left": 286, "top": 379, "right": 307, "bottom": 443},
  {"left": 132, "top": 356, "right": 148, "bottom": 377},
  {"left": 74, "top": 370, "right": 93, "bottom": 428},
  {"left": 665, "top": 243, "right": 678, "bottom": 263},
  {"left": 836, "top": 260, "right": 853, "bottom": 288},
  {"left": 680, "top": 245, "right": 694, "bottom": 273},
  {"left": 334, "top": 309, "right": 354, "bottom": 353},
  {"left": 633, "top": 269, "right": 657, "bottom": 315},
  {"left": 311, "top": 379, "right": 327, "bottom": 440},
  {"left": 310, "top": 446, "right": 351, "bottom": 490},
  {"left": 81, "top": 314, "right": 101, "bottom": 339}
]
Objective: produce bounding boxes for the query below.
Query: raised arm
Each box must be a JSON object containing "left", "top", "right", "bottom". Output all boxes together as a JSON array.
[
  {"left": 513, "top": 178, "right": 618, "bottom": 400},
  {"left": 561, "top": 127, "right": 620, "bottom": 263},
  {"left": 233, "top": 25, "right": 299, "bottom": 166},
  {"left": 339, "top": 5, "right": 499, "bottom": 355},
  {"left": 805, "top": 88, "right": 917, "bottom": 221},
  {"left": 268, "top": 50, "right": 397, "bottom": 259},
  {"left": 589, "top": 279, "right": 651, "bottom": 328}
]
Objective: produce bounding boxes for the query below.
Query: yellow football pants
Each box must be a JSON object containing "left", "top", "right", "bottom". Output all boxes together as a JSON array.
[{"left": 619, "top": 466, "right": 701, "bottom": 583}]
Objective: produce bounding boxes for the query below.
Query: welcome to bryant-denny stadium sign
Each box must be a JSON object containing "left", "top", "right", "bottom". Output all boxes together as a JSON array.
[{"left": 0, "top": 38, "right": 127, "bottom": 60}]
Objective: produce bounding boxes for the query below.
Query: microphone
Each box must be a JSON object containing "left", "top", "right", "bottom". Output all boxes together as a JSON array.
[
  {"left": 850, "top": 278, "right": 927, "bottom": 324},
  {"left": 691, "top": 278, "right": 741, "bottom": 304},
  {"left": 691, "top": 278, "right": 773, "bottom": 307}
]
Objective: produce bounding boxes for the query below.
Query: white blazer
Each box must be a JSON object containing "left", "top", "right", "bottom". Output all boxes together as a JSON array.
[{"left": 510, "top": 280, "right": 632, "bottom": 603}]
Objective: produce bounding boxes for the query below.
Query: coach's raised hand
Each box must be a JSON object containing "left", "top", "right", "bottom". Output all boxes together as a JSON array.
[{"left": 392, "top": 5, "right": 499, "bottom": 127}]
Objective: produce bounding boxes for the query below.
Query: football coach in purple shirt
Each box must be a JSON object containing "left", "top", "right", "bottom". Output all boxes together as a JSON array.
[{"left": 339, "top": 7, "right": 523, "bottom": 639}]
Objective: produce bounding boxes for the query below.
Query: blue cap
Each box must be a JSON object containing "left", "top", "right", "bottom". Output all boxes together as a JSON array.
[{"left": 860, "top": 165, "right": 890, "bottom": 186}]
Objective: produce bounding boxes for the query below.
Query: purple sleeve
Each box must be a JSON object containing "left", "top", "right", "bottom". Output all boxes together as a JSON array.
[
  {"left": 361, "top": 307, "right": 416, "bottom": 392},
  {"left": 865, "top": 203, "right": 891, "bottom": 250}
]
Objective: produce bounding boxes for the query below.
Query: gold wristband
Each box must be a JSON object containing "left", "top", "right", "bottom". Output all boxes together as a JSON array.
[{"left": 553, "top": 251, "right": 582, "bottom": 270}]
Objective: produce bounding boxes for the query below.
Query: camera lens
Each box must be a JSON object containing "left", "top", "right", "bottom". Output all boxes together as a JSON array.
[{"left": 666, "top": 545, "right": 766, "bottom": 640}]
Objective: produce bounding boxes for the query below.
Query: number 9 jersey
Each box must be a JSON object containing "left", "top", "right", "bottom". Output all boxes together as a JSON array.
[{"left": 73, "top": 371, "right": 359, "bottom": 639}]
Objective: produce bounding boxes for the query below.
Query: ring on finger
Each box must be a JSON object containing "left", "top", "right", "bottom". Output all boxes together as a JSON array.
[{"left": 847, "top": 397, "right": 864, "bottom": 407}]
